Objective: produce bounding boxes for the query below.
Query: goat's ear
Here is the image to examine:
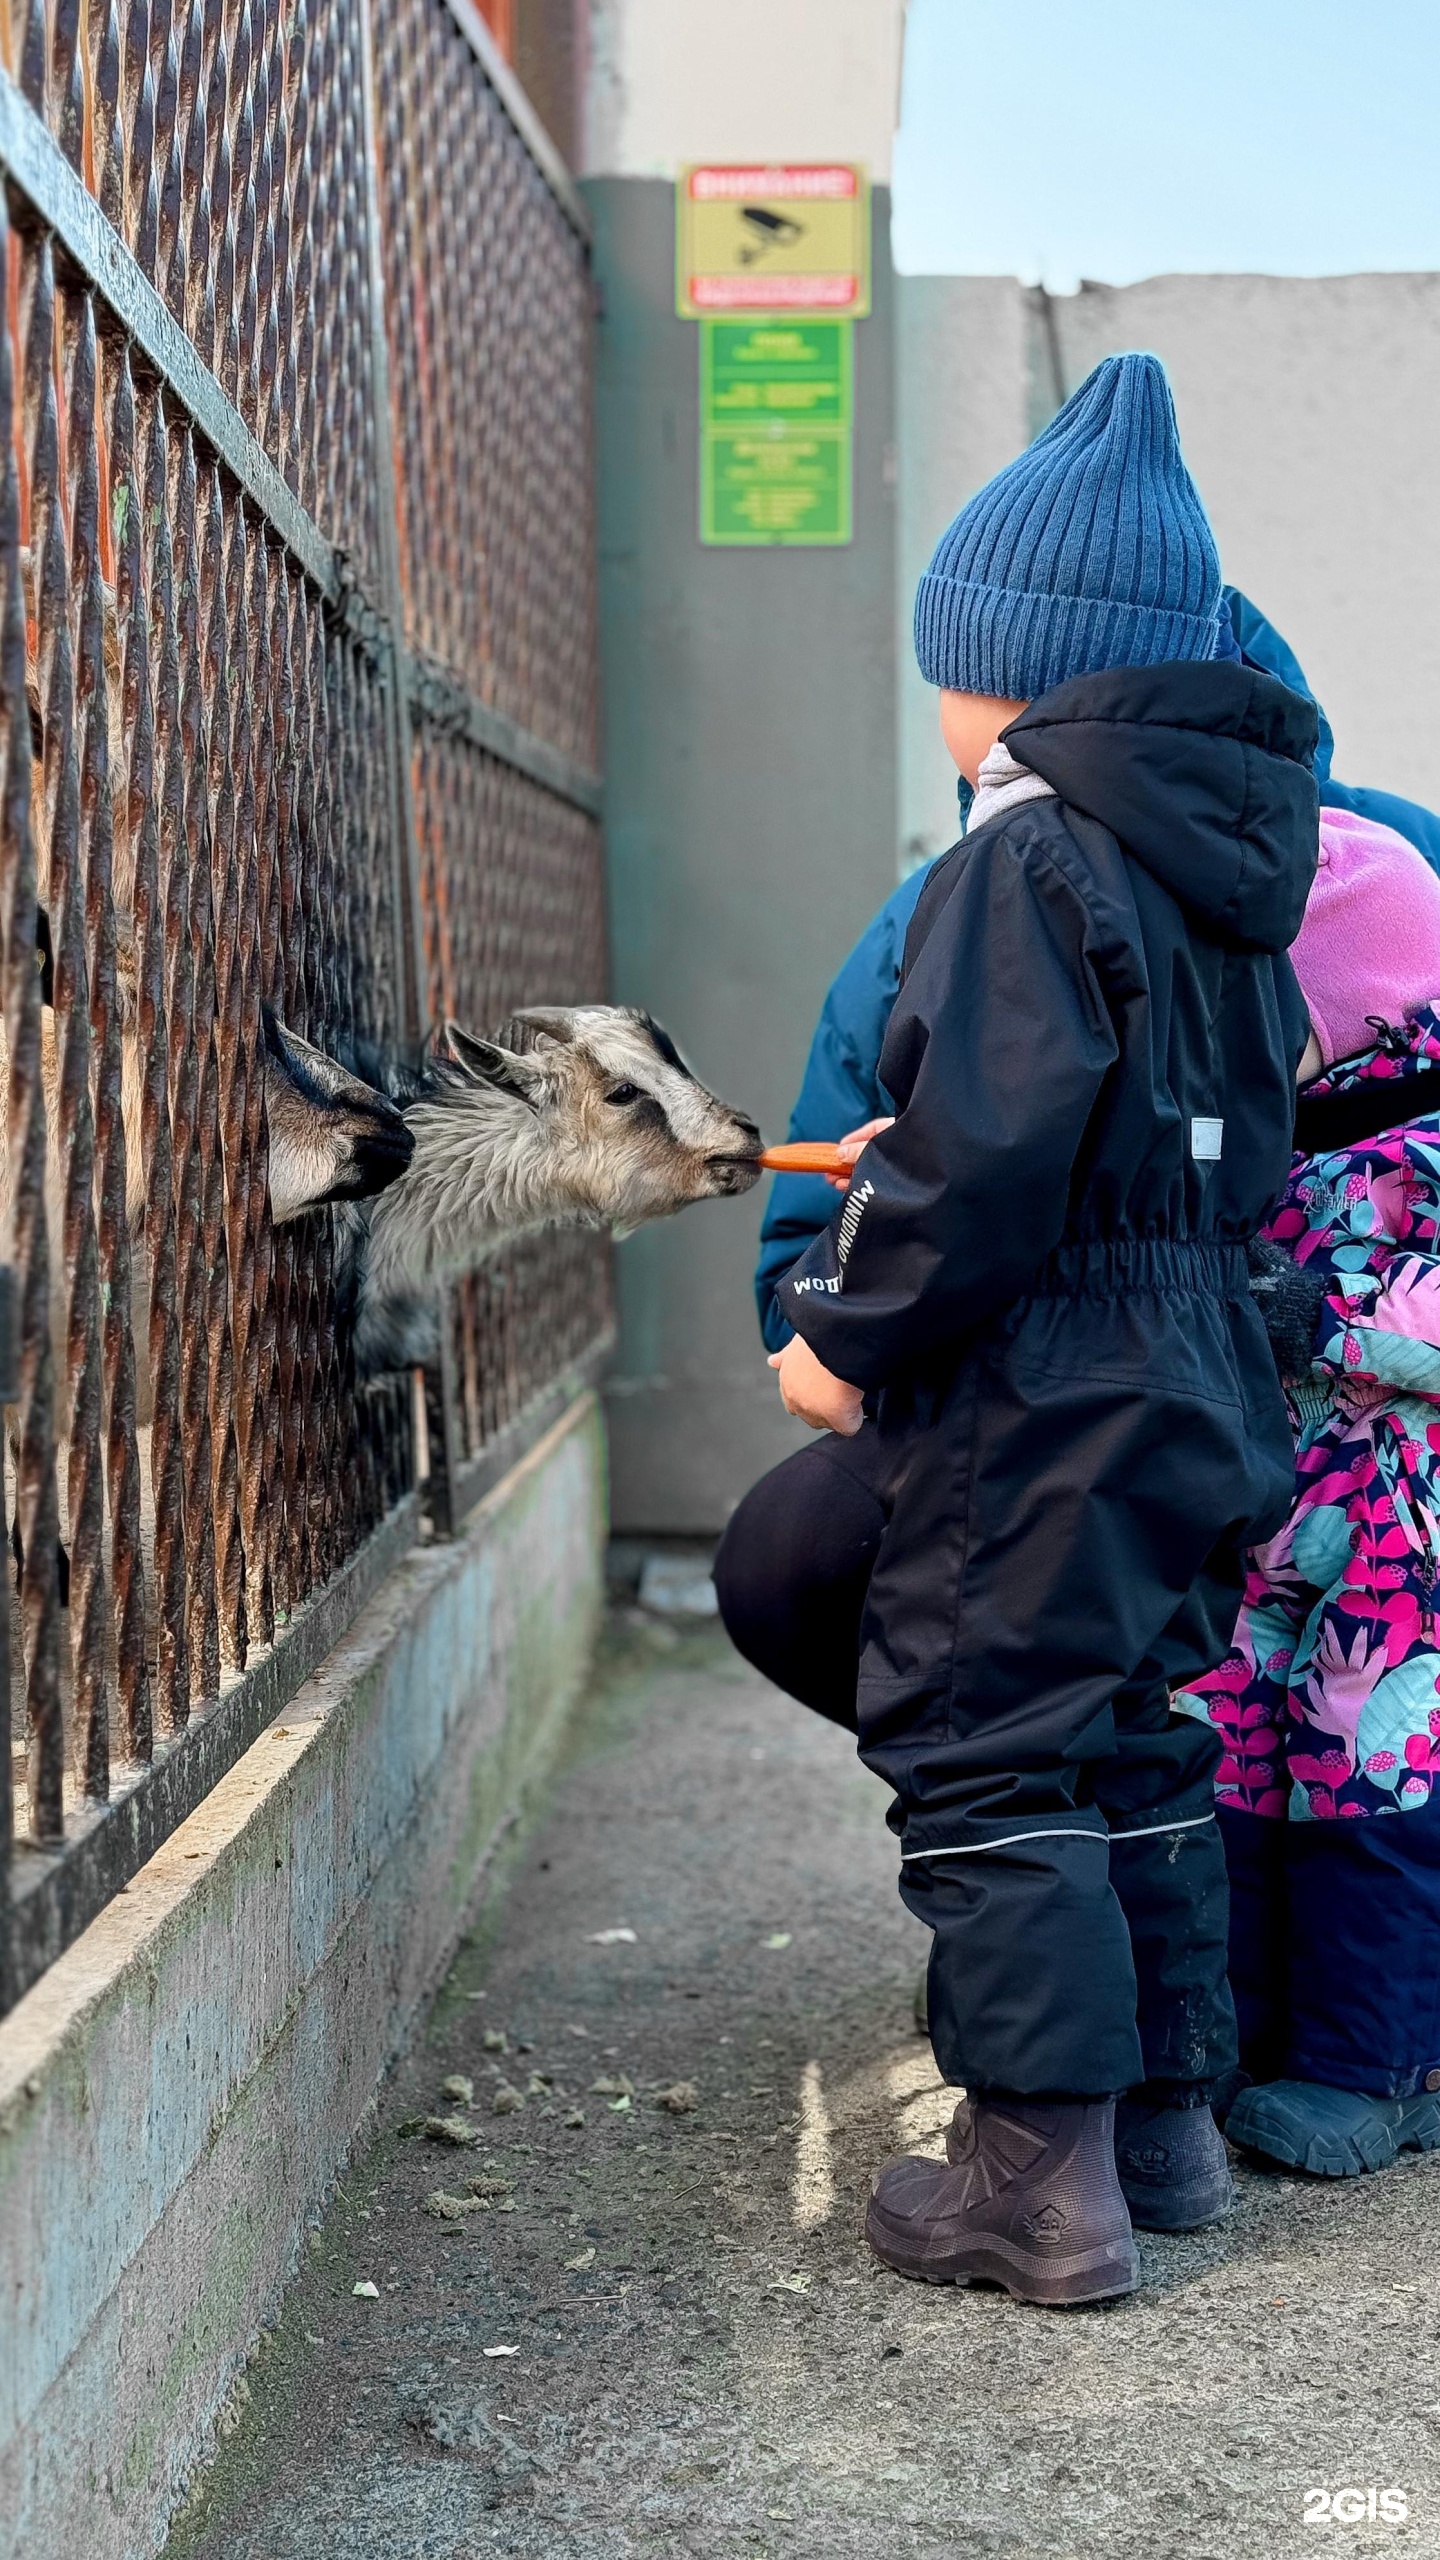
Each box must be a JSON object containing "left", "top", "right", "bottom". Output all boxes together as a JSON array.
[
  {"left": 261, "top": 1004, "right": 296, "bottom": 1069},
  {"left": 262, "top": 1006, "right": 336, "bottom": 1090},
  {"left": 504, "top": 1006, "right": 577, "bottom": 1050},
  {"left": 432, "top": 1020, "right": 543, "bottom": 1109}
]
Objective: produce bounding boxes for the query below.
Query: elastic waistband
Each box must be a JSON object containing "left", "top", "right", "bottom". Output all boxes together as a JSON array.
[{"left": 1030, "top": 1238, "right": 1251, "bottom": 1299}]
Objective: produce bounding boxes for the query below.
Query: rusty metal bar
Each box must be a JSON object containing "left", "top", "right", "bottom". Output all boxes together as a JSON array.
[
  {"left": 127, "top": 366, "right": 192, "bottom": 1734},
  {"left": 162, "top": 412, "right": 222, "bottom": 1710},
  {"left": 405, "top": 650, "right": 603, "bottom": 821},
  {"left": 0, "top": 1266, "right": 18, "bottom": 2009},
  {"left": 421, "top": 1290, "right": 462, "bottom": 1540},
  {"left": 192, "top": 452, "right": 245, "bottom": 1674},
  {"left": 26, "top": 228, "right": 116, "bottom": 1811},
  {"left": 355, "top": 0, "right": 428, "bottom": 1059},
  {"left": 437, "top": 1333, "right": 612, "bottom": 1539},
  {"left": 62, "top": 277, "right": 150, "bottom": 1771},
  {"left": 8, "top": 196, "right": 64, "bottom": 1843}
]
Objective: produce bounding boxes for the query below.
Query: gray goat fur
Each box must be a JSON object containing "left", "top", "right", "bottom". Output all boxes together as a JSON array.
[{"left": 339, "top": 1005, "right": 762, "bottom": 1376}]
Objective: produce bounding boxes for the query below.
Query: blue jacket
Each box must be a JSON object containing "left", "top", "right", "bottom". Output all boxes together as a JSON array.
[{"left": 755, "top": 590, "right": 1440, "bottom": 1349}]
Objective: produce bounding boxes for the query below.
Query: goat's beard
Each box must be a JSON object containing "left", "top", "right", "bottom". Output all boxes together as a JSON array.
[{"left": 587, "top": 1153, "right": 758, "bottom": 1225}]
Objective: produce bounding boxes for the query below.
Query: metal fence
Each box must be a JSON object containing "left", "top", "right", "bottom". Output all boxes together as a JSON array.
[{"left": 0, "top": 0, "right": 610, "bottom": 2009}]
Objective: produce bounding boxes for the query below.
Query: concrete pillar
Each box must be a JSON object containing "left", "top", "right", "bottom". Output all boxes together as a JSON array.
[
  {"left": 897, "top": 277, "right": 1031, "bottom": 871},
  {"left": 582, "top": 0, "right": 906, "bottom": 1532}
]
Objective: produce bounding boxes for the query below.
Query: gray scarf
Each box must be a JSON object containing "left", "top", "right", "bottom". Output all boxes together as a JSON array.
[{"left": 967, "top": 738, "right": 1056, "bottom": 833}]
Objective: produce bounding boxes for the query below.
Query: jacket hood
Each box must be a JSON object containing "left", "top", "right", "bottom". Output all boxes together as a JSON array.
[
  {"left": 1004, "top": 661, "right": 1319, "bottom": 955},
  {"left": 1224, "top": 586, "right": 1334, "bottom": 783}
]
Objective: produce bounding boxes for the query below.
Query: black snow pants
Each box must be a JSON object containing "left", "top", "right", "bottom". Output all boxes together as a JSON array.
[
  {"left": 856, "top": 1238, "right": 1294, "bottom": 2103},
  {"left": 713, "top": 1426, "right": 894, "bottom": 1728}
]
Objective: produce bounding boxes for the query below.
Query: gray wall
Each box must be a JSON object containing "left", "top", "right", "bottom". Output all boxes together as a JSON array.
[
  {"left": 588, "top": 177, "right": 898, "bottom": 1532},
  {"left": 900, "top": 271, "right": 1440, "bottom": 867},
  {"left": 897, "top": 277, "right": 1032, "bottom": 871}
]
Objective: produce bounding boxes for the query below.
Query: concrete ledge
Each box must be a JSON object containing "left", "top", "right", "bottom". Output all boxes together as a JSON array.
[{"left": 0, "top": 1391, "right": 606, "bottom": 2560}]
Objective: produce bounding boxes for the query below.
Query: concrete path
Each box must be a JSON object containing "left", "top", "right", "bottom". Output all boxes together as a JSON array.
[{"left": 168, "top": 1610, "right": 1440, "bottom": 2559}]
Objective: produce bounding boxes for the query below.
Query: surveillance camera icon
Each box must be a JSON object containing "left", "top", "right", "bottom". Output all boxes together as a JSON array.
[{"left": 737, "top": 206, "right": 806, "bottom": 266}]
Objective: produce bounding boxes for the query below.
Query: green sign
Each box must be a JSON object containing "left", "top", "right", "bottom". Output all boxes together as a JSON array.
[{"left": 699, "top": 319, "right": 853, "bottom": 547}]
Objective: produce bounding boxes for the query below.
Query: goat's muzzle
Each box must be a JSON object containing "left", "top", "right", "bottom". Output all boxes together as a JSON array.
[{"left": 704, "top": 1118, "right": 763, "bottom": 1195}]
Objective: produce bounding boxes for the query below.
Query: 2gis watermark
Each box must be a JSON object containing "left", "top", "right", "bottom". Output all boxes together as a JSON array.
[{"left": 1304, "top": 2486, "right": 1410, "bottom": 2526}]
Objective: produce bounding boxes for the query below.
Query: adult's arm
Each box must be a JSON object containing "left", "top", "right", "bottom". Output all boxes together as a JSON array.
[
  {"left": 781, "top": 823, "right": 1117, "bottom": 1390},
  {"left": 754, "top": 864, "right": 933, "bottom": 1352}
]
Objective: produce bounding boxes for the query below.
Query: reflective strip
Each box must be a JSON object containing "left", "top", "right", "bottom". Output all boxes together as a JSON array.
[
  {"left": 900, "top": 1809, "right": 1215, "bottom": 1864},
  {"left": 900, "top": 1828, "right": 1107, "bottom": 1862},
  {"left": 1109, "top": 1812, "right": 1216, "bottom": 1842}
]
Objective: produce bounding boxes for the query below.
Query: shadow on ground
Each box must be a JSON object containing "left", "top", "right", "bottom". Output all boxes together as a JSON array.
[{"left": 165, "top": 1613, "right": 1440, "bottom": 2559}]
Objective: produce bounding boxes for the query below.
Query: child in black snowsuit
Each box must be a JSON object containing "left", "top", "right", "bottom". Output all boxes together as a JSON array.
[{"left": 771, "top": 354, "right": 1318, "bottom": 2304}]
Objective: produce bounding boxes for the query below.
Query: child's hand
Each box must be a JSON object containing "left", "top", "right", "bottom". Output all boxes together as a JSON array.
[
  {"left": 768, "top": 1335, "right": 864, "bottom": 1436},
  {"left": 824, "top": 1115, "right": 895, "bottom": 1190}
]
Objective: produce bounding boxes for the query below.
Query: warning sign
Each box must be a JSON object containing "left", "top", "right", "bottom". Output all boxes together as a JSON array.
[{"left": 676, "top": 165, "right": 870, "bottom": 320}]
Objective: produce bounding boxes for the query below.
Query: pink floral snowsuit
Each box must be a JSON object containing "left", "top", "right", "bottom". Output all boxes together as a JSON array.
[{"left": 1182, "top": 1007, "right": 1440, "bottom": 2095}]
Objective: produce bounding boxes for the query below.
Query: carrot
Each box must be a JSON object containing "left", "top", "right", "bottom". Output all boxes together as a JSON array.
[{"left": 757, "top": 1141, "right": 846, "bottom": 1174}]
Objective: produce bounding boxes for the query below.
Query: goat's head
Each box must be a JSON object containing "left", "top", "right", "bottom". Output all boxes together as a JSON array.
[
  {"left": 262, "top": 1011, "right": 415, "bottom": 1224},
  {"left": 426, "top": 1005, "right": 762, "bottom": 1230}
]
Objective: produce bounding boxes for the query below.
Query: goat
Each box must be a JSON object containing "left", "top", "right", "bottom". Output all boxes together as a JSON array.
[
  {"left": 344, "top": 1006, "right": 763, "bottom": 1375},
  {"left": 50, "top": 955, "right": 414, "bottom": 1242}
]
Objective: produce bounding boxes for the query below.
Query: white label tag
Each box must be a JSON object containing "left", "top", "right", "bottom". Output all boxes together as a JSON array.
[{"left": 1191, "top": 1116, "right": 1224, "bottom": 1163}]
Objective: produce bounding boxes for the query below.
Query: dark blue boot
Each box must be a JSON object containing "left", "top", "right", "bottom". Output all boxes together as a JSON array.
[{"left": 1225, "top": 2078, "right": 1440, "bottom": 2176}]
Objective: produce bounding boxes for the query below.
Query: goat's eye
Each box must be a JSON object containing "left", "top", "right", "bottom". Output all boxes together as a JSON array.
[{"left": 605, "top": 1082, "right": 641, "bottom": 1107}]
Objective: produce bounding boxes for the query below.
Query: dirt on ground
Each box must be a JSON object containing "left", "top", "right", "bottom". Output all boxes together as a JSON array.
[{"left": 165, "top": 1609, "right": 1440, "bottom": 2560}]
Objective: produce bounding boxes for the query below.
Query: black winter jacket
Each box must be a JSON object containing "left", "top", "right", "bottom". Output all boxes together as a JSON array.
[{"left": 784, "top": 663, "right": 1319, "bottom": 1392}]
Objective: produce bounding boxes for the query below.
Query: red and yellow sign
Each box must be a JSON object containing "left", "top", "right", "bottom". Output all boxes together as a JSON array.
[{"left": 676, "top": 165, "right": 870, "bottom": 320}]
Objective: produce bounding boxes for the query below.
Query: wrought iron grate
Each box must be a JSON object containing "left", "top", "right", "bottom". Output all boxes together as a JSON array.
[{"left": 0, "top": 0, "right": 609, "bottom": 2008}]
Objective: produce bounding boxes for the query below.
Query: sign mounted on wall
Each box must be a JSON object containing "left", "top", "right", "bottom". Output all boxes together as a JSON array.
[
  {"left": 698, "top": 319, "right": 853, "bottom": 546},
  {"left": 676, "top": 165, "right": 870, "bottom": 320}
]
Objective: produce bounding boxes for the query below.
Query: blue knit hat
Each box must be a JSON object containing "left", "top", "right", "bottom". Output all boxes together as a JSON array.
[{"left": 913, "top": 352, "right": 1223, "bottom": 698}]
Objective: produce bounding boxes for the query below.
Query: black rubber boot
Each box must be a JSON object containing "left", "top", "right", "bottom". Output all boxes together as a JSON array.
[
  {"left": 1111, "top": 2097, "right": 1233, "bottom": 2230},
  {"left": 868, "top": 2096, "right": 1140, "bottom": 2306}
]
